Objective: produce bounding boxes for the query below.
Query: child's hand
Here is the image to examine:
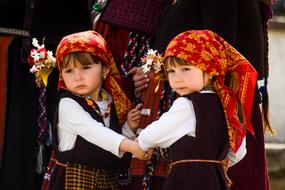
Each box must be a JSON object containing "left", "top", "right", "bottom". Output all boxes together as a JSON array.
[
  {"left": 145, "top": 148, "right": 154, "bottom": 159},
  {"left": 119, "top": 138, "right": 154, "bottom": 160},
  {"left": 144, "top": 148, "right": 154, "bottom": 160},
  {"left": 132, "top": 142, "right": 153, "bottom": 160},
  {"left": 127, "top": 103, "right": 143, "bottom": 131}
]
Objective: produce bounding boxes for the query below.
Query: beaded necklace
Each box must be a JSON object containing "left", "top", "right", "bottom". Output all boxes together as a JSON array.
[{"left": 84, "top": 90, "right": 112, "bottom": 118}]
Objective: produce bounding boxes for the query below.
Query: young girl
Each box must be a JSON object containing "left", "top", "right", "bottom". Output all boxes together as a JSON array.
[
  {"left": 49, "top": 30, "right": 151, "bottom": 190},
  {"left": 138, "top": 30, "right": 258, "bottom": 190}
]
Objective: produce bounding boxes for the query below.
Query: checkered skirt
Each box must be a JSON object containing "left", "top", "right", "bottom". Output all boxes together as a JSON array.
[{"left": 65, "top": 162, "right": 119, "bottom": 190}]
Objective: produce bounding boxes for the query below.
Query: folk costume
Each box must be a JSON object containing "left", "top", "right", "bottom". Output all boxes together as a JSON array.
[
  {"left": 152, "top": 1, "right": 273, "bottom": 189},
  {"left": 138, "top": 30, "right": 258, "bottom": 190},
  {"left": 49, "top": 31, "right": 133, "bottom": 190},
  {"left": 89, "top": 1, "right": 170, "bottom": 189}
]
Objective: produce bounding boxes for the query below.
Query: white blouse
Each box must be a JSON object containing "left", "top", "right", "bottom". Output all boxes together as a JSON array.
[
  {"left": 57, "top": 97, "right": 135, "bottom": 157},
  {"left": 138, "top": 92, "right": 246, "bottom": 167}
]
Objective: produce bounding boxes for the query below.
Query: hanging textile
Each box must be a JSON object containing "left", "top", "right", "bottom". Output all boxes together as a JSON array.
[{"left": 0, "top": 35, "right": 15, "bottom": 172}]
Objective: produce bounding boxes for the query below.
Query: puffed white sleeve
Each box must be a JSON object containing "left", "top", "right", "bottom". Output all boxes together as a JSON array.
[
  {"left": 138, "top": 97, "right": 196, "bottom": 151},
  {"left": 227, "top": 136, "right": 247, "bottom": 167},
  {"left": 58, "top": 98, "right": 126, "bottom": 157}
]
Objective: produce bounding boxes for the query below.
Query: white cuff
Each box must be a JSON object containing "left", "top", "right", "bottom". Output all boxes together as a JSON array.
[{"left": 122, "top": 122, "right": 137, "bottom": 140}]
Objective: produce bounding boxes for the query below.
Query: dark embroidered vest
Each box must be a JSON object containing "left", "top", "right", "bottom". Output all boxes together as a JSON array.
[
  {"left": 53, "top": 91, "right": 121, "bottom": 169},
  {"left": 164, "top": 92, "right": 230, "bottom": 190}
]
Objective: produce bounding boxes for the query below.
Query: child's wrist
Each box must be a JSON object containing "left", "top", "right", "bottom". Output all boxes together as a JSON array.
[{"left": 120, "top": 138, "right": 137, "bottom": 155}]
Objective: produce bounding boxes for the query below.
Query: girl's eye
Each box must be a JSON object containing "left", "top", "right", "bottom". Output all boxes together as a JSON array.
[
  {"left": 182, "top": 67, "right": 190, "bottom": 72},
  {"left": 83, "top": 65, "right": 91, "bottom": 70},
  {"left": 63, "top": 69, "right": 72, "bottom": 73},
  {"left": 166, "top": 69, "right": 174, "bottom": 74}
]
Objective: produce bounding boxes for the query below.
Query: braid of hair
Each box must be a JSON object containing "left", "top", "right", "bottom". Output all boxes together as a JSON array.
[
  {"left": 259, "top": 1, "right": 275, "bottom": 134},
  {"left": 263, "top": 14, "right": 270, "bottom": 82}
]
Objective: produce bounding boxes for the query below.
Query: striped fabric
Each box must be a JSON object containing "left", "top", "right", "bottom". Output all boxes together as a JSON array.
[
  {"left": 138, "top": 72, "right": 165, "bottom": 128},
  {"left": 65, "top": 162, "right": 120, "bottom": 190},
  {"left": 131, "top": 73, "right": 170, "bottom": 181},
  {"left": 0, "top": 35, "right": 15, "bottom": 171},
  {"left": 130, "top": 158, "right": 168, "bottom": 177}
]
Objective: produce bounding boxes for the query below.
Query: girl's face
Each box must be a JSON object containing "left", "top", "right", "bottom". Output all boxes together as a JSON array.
[
  {"left": 61, "top": 59, "right": 109, "bottom": 101},
  {"left": 166, "top": 61, "right": 208, "bottom": 96}
]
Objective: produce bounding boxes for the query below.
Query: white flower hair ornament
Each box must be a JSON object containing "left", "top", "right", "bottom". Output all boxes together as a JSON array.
[
  {"left": 27, "top": 38, "right": 56, "bottom": 87},
  {"left": 141, "top": 49, "right": 164, "bottom": 74},
  {"left": 140, "top": 49, "right": 166, "bottom": 92}
]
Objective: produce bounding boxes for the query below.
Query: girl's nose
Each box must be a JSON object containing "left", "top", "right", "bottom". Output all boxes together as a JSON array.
[
  {"left": 174, "top": 72, "right": 183, "bottom": 82},
  {"left": 74, "top": 70, "right": 83, "bottom": 81}
]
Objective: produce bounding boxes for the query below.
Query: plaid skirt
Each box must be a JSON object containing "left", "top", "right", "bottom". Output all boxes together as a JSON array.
[{"left": 64, "top": 162, "right": 120, "bottom": 190}]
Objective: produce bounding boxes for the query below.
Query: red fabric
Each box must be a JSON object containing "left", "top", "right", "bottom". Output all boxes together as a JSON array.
[
  {"left": 228, "top": 101, "right": 269, "bottom": 190},
  {"left": 41, "top": 151, "right": 56, "bottom": 190},
  {"left": 93, "top": 22, "right": 129, "bottom": 69},
  {"left": 94, "top": 21, "right": 133, "bottom": 99},
  {"left": 139, "top": 72, "right": 165, "bottom": 129},
  {"left": 0, "top": 35, "right": 15, "bottom": 171},
  {"left": 130, "top": 158, "right": 168, "bottom": 177},
  {"left": 164, "top": 30, "right": 258, "bottom": 152},
  {"left": 56, "top": 30, "right": 119, "bottom": 89}
]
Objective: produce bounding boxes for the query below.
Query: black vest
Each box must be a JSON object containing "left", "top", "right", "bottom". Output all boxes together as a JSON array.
[
  {"left": 164, "top": 92, "right": 230, "bottom": 190},
  {"left": 53, "top": 91, "right": 121, "bottom": 169}
]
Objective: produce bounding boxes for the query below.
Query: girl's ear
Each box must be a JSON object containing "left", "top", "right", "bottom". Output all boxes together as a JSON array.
[
  {"left": 203, "top": 72, "right": 211, "bottom": 83},
  {"left": 102, "top": 66, "right": 110, "bottom": 79},
  {"left": 203, "top": 72, "right": 214, "bottom": 90}
]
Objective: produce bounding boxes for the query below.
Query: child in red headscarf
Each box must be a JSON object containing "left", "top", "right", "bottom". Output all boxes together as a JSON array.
[
  {"left": 137, "top": 30, "right": 258, "bottom": 190},
  {"left": 48, "top": 30, "right": 152, "bottom": 190}
]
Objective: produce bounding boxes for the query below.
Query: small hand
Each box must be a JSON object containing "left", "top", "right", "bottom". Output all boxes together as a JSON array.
[
  {"left": 132, "top": 143, "right": 153, "bottom": 160},
  {"left": 119, "top": 139, "right": 154, "bottom": 160},
  {"left": 127, "top": 103, "right": 143, "bottom": 131},
  {"left": 143, "top": 148, "right": 154, "bottom": 160}
]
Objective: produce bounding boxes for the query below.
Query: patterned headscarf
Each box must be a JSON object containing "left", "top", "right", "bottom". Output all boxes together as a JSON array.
[
  {"left": 164, "top": 30, "right": 258, "bottom": 153},
  {"left": 56, "top": 30, "right": 131, "bottom": 125}
]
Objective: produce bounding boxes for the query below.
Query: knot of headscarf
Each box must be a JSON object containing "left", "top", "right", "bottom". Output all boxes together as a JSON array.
[
  {"left": 56, "top": 30, "right": 131, "bottom": 125},
  {"left": 164, "top": 30, "right": 258, "bottom": 152}
]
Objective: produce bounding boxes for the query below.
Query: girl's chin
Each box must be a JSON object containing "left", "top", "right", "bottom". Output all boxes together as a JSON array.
[
  {"left": 176, "top": 90, "right": 192, "bottom": 96},
  {"left": 72, "top": 90, "right": 88, "bottom": 96}
]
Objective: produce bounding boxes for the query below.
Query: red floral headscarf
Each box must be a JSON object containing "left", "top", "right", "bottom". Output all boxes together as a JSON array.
[
  {"left": 164, "top": 30, "right": 258, "bottom": 153},
  {"left": 56, "top": 30, "right": 131, "bottom": 125}
]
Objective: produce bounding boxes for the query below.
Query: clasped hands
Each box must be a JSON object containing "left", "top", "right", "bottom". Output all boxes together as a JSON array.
[
  {"left": 127, "top": 67, "right": 153, "bottom": 160},
  {"left": 132, "top": 141, "right": 154, "bottom": 161}
]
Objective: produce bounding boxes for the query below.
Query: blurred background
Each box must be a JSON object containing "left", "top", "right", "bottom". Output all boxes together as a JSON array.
[{"left": 264, "top": 0, "right": 285, "bottom": 189}]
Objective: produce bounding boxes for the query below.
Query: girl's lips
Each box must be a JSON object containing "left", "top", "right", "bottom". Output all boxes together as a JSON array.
[
  {"left": 176, "top": 87, "right": 186, "bottom": 91},
  {"left": 76, "top": 85, "right": 86, "bottom": 89}
]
